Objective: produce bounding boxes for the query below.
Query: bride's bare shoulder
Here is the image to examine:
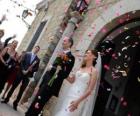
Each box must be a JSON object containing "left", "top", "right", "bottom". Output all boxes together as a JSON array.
[{"left": 91, "top": 67, "right": 98, "bottom": 75}]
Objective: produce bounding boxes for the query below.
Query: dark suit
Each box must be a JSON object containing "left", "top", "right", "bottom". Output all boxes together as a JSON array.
[
  {"left": 4, "top": 52, "right": 40, "bottom": 108},
  {"left": 25, "top": 51, "right": 75, "bottom": 116}
]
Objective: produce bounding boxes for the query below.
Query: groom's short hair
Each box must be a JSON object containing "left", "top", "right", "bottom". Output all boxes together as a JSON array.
[{"left": 69, "top": 38, "right": 74, "bottom": 48}]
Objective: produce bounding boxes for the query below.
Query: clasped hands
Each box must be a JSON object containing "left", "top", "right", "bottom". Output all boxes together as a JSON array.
[
  {"left": 58, "top": 52, "right": 66, "bottom": 59},
  {"left": 22, "top": 66, "right": 33, "bottom": 75},
  {"left": 4, "top": 62, "right": 12, "bottom": 69}
]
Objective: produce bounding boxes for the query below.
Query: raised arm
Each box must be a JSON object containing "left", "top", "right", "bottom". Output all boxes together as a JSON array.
[
  {"left": 0, "top": 47, "right": 9, "bottom": 65},
  {"left": 0, "top": 15, "right": 6, "bottom": 24},
  {"left": 4, "top": 37, "right": 13, "bottom": 48}
]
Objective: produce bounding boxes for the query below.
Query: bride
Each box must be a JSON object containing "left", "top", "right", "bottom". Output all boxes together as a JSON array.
[{"left": 52, "top": 50, "right": 100, "bottom": 116}]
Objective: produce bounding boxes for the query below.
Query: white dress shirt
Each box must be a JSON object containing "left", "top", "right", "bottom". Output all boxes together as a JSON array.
[{"left": 30, "top": 53, "right": 36, "bottom": 63}]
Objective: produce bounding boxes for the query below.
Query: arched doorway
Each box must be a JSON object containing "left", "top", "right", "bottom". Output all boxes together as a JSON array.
[
  {"left": 91, "top": 17, "right": 140, "bottom": 116},
  {"left": 71, "top": 1, "right": 140, "bottom": 115}
]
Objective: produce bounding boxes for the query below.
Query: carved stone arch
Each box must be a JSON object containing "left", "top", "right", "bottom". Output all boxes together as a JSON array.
[
  {"left": 73, "top": 0, "right": 140, "bottom": 70},
  {"left": 72, "top": 0, "right": 140, "bottom": 115}
]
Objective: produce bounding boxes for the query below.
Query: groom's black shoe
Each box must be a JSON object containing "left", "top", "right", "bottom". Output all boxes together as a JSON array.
[
  {"left": 13, "top": 101, "right": 18, "bottom": 111},
  {"left": 1, "top": 99, "right": 8, "bottom": 104}
]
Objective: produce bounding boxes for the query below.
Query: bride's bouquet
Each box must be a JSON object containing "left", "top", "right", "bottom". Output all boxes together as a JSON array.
[{"left": 48, "top": 53, "right": 69, "bottom": 87}]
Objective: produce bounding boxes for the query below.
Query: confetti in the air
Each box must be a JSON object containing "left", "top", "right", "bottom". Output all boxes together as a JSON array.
[{"left": 104, "top": 64, "right": 110, "bottom": 70}]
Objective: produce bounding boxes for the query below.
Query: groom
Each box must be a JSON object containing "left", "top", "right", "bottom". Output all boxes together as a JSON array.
[{"left": 25, "top": 37, "right": 75, "bottom": 116}]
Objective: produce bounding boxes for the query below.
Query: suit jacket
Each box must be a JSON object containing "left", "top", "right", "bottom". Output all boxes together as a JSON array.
[
  {"left": 20, "top": 52, "right": 40, "bottom": 78},
  {"left": 41, "top": 51, "right": 75, "bottom": 96}
]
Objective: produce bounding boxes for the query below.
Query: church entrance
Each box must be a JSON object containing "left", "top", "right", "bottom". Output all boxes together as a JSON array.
[{"left": 92, "top": 19, "right": 140, "bottom": 116}]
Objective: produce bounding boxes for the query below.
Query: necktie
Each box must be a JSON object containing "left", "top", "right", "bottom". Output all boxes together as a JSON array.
[{"left": 30, "top": 53, "right": 35, "bottom": 63}]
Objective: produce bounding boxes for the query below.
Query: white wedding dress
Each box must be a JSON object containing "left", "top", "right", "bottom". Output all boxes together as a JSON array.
[
  {"left": 52, "top": 53, "right": 102, "bottom": 116},
  {"left": 52, "top": 70, "right": 91, "bottom": 116}
]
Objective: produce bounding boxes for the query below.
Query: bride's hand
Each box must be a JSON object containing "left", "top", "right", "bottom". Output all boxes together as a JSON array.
[{"left": 69, "top": 100, "right": 79, "bottom": 112}]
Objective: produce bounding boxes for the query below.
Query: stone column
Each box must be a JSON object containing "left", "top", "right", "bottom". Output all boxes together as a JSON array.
[{"left": 19, "top": 0, "right": 49, "bottom": 105}]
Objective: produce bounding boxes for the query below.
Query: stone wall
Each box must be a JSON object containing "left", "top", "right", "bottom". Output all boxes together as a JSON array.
[
  {"left": 17, "top": 8, "right": 46, "bottom": 53},
  {"left": 16, "top": 0, "right": 140, "bottom": 115},
  {"left": 18, "top": 0, "right": 73, "bottom": 57},
  {"left": 35, "top": 0, "right": 73, "bottom": 58},
  {"left": 72, "top": 0, "right": 119, "bottom": 52},
  {"left": 42, "top": 0, "right": 121, "bottom": 115}
]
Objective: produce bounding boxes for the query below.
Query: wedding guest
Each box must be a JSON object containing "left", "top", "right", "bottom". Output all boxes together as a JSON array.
[
  {"left": 1, "top": 51, "right": 25, "bottom": 99},
  {"left": 0, "top": 40, "right": 18, "bottom": 94},
  {"left": 3, "top": 34, "right": 17, "bottom": 48},
  {"left": 0, "top": 31, "right": 16, "bottom": 52},
  {"left": 25, "top": 37, "right": 75, "bottom": 116},
  {"left": 2, "top": 46, "right": 40, "bottom": 111}
]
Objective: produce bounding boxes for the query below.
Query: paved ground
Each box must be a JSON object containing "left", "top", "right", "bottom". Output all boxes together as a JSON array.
[
  {"left": 0, "top": 101, "right": 24, "bottom": 116},
  {"left": 0, "top": 84, "right": 26, "bottom": 116}
]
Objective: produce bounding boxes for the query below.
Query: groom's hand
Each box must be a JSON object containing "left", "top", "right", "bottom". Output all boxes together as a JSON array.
[
  {"left": 58, "top": 52, "right": 65, "bottom": 58},
  {"left": 47, "top": 64, "right": 53, "bottom": 71},
  {"left": 57, "top": 65, "right": 62, "bottom": 71}
]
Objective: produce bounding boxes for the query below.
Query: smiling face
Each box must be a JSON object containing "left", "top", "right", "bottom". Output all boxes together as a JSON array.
[
  {"left": 84, "top": 50, "right": 96, "bottom": 62},
  {"left": 62, "top": 37, "right": 71, "bottom": 49},
  {"left": 81, "top": 50, "right": 98, "bottom": 68},
  {"left": 11, "top": 40, "right": 18, "bottom": 49},
  {"left": 33, "top": 46, "right": 40, "bottom": 54}
]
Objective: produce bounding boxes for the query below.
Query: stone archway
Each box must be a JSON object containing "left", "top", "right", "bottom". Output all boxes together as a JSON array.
[
  {"left": 71, "top": 0, "right": 140, "bottom": 115},
  {"left": 76, "top": 0, "right": 140, "bottom": 51},
  {"left": 73, "top": 0, "right": 140, "bottom": 69},
  {"left": 42, "top": 0, "right": 140, "bottom": 115},
  {"left": 92, "top": 19, "right": 140, "bottom": 116}
]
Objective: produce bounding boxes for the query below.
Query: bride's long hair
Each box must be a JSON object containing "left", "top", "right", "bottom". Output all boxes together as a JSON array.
[{"left": 81, "top": 50, "right": 98, "bottom": 68}]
